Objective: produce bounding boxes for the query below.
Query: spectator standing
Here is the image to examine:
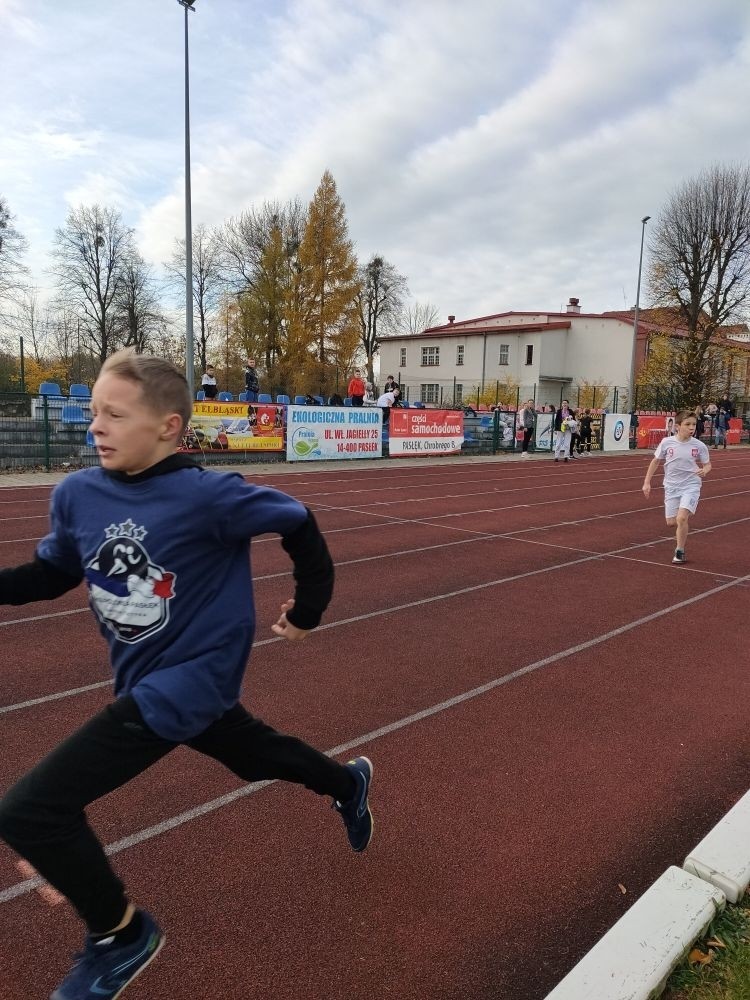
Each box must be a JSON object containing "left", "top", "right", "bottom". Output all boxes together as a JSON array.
[
  {"left": 578, "top": 409, "right": 593, "bottom": 454},
  {"left": 517, "top": 399, "right": 535, "bottom": 458},
  {"left": 693, "top": 405, "right": 706, "bottom": 439},
  {"left": 553, "top": 400, "right": 571, "bottom": 461},
  {"left": 714, "top": 408, "right": 729, "bottom": 449},
  {"left": 383, "top": 374, "right": 400, "bottom": 394},
  {"left": 347, "top": 369, "right": 366, "bottom": 407},
  {"left": 244, "top": 360, "right": 260, "bottom": 402},
  {"left": 567, "top": 410, "right": 581, "bottom": 458},
  {"left": 717, "top": 395, "right": 734, "bottom": 418},
  {"left": 201, "top": 365, "right": 218, "bottom": 400}
]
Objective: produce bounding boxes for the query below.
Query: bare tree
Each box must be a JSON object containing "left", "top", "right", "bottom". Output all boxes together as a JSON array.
[
  {"left": 219, "top": 200, "right": 306, "bottom": 292},
  {"left": 51, "top": 204, "right": 135, "bottom": 364},
  {"left": 0, "top": 196, "right": 29, "bottom": 318},
  {"left": 405, "top": 300, "right": 440, "bottom": 335},
  {"left": 648, "top": 163, "right": 750, "bottom": 405},
  {"left": 355, "top": 255, "right": 408, "bottom": 384},
  {"left": 164, "top": 224, "right": 224, "bottom": 371},
  {"left": 116, "top": 252, "right": 165, "bottom": 353}
]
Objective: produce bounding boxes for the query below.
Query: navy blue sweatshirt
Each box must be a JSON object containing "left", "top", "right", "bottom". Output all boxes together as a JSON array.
[{"left": 0, "top": 456, "right": 334, "bottom": 741}]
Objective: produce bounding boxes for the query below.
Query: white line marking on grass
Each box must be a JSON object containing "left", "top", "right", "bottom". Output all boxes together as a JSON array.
[{"left": 2, "top": 569, "right": 748, "bottom": 907}]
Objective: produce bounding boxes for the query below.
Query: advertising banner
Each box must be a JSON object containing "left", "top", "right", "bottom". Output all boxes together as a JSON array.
[
  {"left": 534, "top": 412, "right": 554, "bottom": 452},
  {"left": 728, "top": 417, "right": 742, "bottom": 445},
  {"left": 602, "top": 413, "right": 631, "bottom": 451},
  {"left": 388, "top": 409, "right": 464, "bottom": 456},
  {"left": 635, "top": 414, "right": 675, "bottom": 449},
  {"left": 183, "top": 401, "right": 285, "bottom": 452},
  {"left": 286, "top": 406, "right": 382, "bottom": 461}
]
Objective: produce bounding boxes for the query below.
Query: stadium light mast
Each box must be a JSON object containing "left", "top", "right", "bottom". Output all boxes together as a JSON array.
[
  {"left": 629, "top": 214, "right": 651, "bottom": 413},
  {"left": 177, "top": 0, "right": 197, "bottom": 397}
]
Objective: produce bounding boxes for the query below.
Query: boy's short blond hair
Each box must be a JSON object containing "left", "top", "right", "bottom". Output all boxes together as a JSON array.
[
  {"left": 100, "top": 349, "right": 192, "bottom": 432},
  {"left": 675, "top": 409, "right": 696, "bottom": 424}
]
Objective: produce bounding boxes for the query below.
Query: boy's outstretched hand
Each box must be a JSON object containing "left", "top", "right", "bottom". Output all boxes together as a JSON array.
[{"left": 271, "top": 599, "right": 308, "bottom": 641}]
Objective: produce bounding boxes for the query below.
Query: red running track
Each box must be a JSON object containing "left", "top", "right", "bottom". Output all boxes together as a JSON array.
[{"left": 0, "top": 452, "right": 749, "bottom": 999}]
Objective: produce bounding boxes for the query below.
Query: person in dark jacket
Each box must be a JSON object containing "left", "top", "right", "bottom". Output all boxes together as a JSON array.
[
  {"left": 0, "top": 349, "right": 374, "bottom": 1000},
  {"left": 244, "top": 360, "right": 260, "bottom": 402}
]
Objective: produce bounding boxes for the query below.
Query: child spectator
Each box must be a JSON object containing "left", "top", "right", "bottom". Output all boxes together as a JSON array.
[
  {"left": 567, "top": 410, "right": 581, "bottom": 458},
  {"left": 0, "top": 349, "right": 373, "bottom": 1000},
  {"left": 201, "top": 364, "right": 218, "bottom": 400},
  {"left": 347, "top": 369, "right": 366, "bottom": 407},
  {"left": 578, "top": 409, "right": 593, "bottom": 454},
  {"left": 642, "top": 408, "right": 711, "bottom": 564}
]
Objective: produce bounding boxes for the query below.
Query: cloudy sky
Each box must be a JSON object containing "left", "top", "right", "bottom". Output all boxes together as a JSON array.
[{"left": 2, "top": 0, "right": 749, "bottom": 325}]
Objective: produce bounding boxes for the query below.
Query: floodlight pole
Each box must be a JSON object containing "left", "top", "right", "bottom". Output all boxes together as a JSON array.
[
  {"left": 629, "top": 215, "right": 650, "bottom": 412},
  {"left": 178, "top": 0, "right": 197, "bottom": 397}
]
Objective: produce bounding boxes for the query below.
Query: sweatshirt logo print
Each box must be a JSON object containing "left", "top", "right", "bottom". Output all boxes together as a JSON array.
[{"left": 85, "top": 519, "right": 176, "bottom": 644}]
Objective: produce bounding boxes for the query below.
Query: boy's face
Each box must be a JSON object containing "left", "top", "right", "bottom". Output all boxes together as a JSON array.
[
  {"left": 90, "top": 372, "right": 183, "bottom": 475},
  {"left": 676, "top": 417, "right": 696, "bottom": 440}
]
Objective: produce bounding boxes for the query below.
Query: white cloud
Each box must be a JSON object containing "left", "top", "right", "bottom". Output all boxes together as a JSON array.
[{"left": 2, "top": 0, "right": 750, "bottom": 325}]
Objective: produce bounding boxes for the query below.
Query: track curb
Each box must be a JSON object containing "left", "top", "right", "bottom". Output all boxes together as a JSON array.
[{"left": 543, "top": 788, "right": 750, "bottom": 999}]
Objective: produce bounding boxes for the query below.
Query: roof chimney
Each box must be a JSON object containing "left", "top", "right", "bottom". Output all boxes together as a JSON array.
[
  {"left": 566, "top": 297, "right": 581, "bottom": 314},
  {"left": 447, "top": 315, "right": 455, "bottom": 324}
]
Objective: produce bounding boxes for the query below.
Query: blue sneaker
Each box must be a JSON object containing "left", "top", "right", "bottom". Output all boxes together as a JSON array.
[
  {"left": 334, "top": 756, "right": 374, "bottom": 853},
  {"left": 51, "top": 910, "right": 164, "bottom": 1000}
]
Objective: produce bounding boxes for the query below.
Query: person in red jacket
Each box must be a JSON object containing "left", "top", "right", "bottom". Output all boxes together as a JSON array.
[{"left": 347, "top": 369, "right": 366, "bottom": 407}]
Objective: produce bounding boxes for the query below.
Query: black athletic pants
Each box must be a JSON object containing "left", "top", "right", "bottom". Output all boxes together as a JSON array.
[
  {"left": 579, "top": 430, "right": 592, "bottom": 452},
  {"left": 521, "top": 427, "right": 533, "bottom": 452},
  {"left": 0, "top": 696, "right": 354, "bottom": 932}
]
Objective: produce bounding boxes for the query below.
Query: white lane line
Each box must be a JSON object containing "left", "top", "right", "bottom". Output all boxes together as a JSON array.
[
  {"left": 2, "top": 512, "right": 747, "bottom": 715},
  {"left": 1, "top": 498, "right": 747, "bottom": 632},
  {"left": 2, "top": 569, "right": 748, "bottom": 907}
]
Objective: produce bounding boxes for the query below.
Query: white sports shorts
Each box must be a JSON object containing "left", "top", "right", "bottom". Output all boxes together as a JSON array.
[{"left": 664, "top": 487, "right": 701, "bottom": 519}]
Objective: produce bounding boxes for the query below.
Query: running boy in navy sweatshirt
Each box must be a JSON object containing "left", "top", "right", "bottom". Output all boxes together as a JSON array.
[{"left": 0, "top": 350, "right": 373, "bottom": 1000}]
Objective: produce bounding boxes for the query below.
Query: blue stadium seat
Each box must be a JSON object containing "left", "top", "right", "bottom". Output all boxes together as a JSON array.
[
  {"left": 196, "top": 390, "right": 206, "bottom": 401},
  {"left": 218, "top": 392, "right": 233, "bottom": 401},
  {"left": 238, "top": 391, "right": 249, "bottom": 402},
  {"left": 344, "top": 397, "right": 352, "bottom": 406},
  {"left": 294, "top": 395, "right": 306, "bottom": 405},
  {"left": 314, "top": 395, "right": 324, "bottom": 405},
  {"left": 257, "top": 393, "right": 273, "bottom": 404},
  {"left": 276, "top": 394, "right": 290, "bottom": 405},
  {"left": 412, "top": 401, "right": 425, "bottom": 408},
  {"left": 39, "top": 381, "right": 63, "bottom": 396},
  {"left": 69, "top": 383, "right": 91, "bottom": 398},
  {"left": 60, "top": 404, "right": 89, "bottom": 424}
]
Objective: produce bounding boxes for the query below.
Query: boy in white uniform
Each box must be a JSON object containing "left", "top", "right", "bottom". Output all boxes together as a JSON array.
[{"left": 642, "top": 409, "right": 711, "bottom": 564}]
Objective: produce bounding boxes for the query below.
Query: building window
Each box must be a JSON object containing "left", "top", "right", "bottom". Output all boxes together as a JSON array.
[
  {"left": 421, "top": 383, "right": 440, "bottom": 404},
  {"left": 525, "top": 345, "right": 534, "bottom": 365},
  {"left": 400, "top": 347, "right": 406, "bottom": 368},
  {"left": 421, "top": 346, "right": 440, "bottom": 366},
  {"left": 498, "top": 344, "right": 509, "bottom": 365},
  {"left": 456, "top": 345, "right": 464, "bottom": 366},
  {"left": 455, "top": 383, "right": 463, "bottom": 403}
]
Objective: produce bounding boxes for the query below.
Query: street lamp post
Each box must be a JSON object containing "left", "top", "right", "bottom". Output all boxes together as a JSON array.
[
  {"left": 178, "top": 0, "right": 197, "bottom": 397},
  {"left": 629, "top": 214, "right": 651, "bottom": 412}
]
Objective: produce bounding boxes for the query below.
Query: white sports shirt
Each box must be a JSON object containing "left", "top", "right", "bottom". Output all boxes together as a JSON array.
[{"left": 654, "top": 434, "right": 710, "bottom": 491}]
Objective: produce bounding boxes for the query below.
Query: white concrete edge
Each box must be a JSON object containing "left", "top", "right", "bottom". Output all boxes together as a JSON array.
[
  {"left": 683, "top": 787, "right": 750, "bottom": 904},
  {"left": 544, "top": 785, "right": 750, "bottom": 999},
  {"left": 544, "top": 866, "right": 725, "bottom": 1000}
]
